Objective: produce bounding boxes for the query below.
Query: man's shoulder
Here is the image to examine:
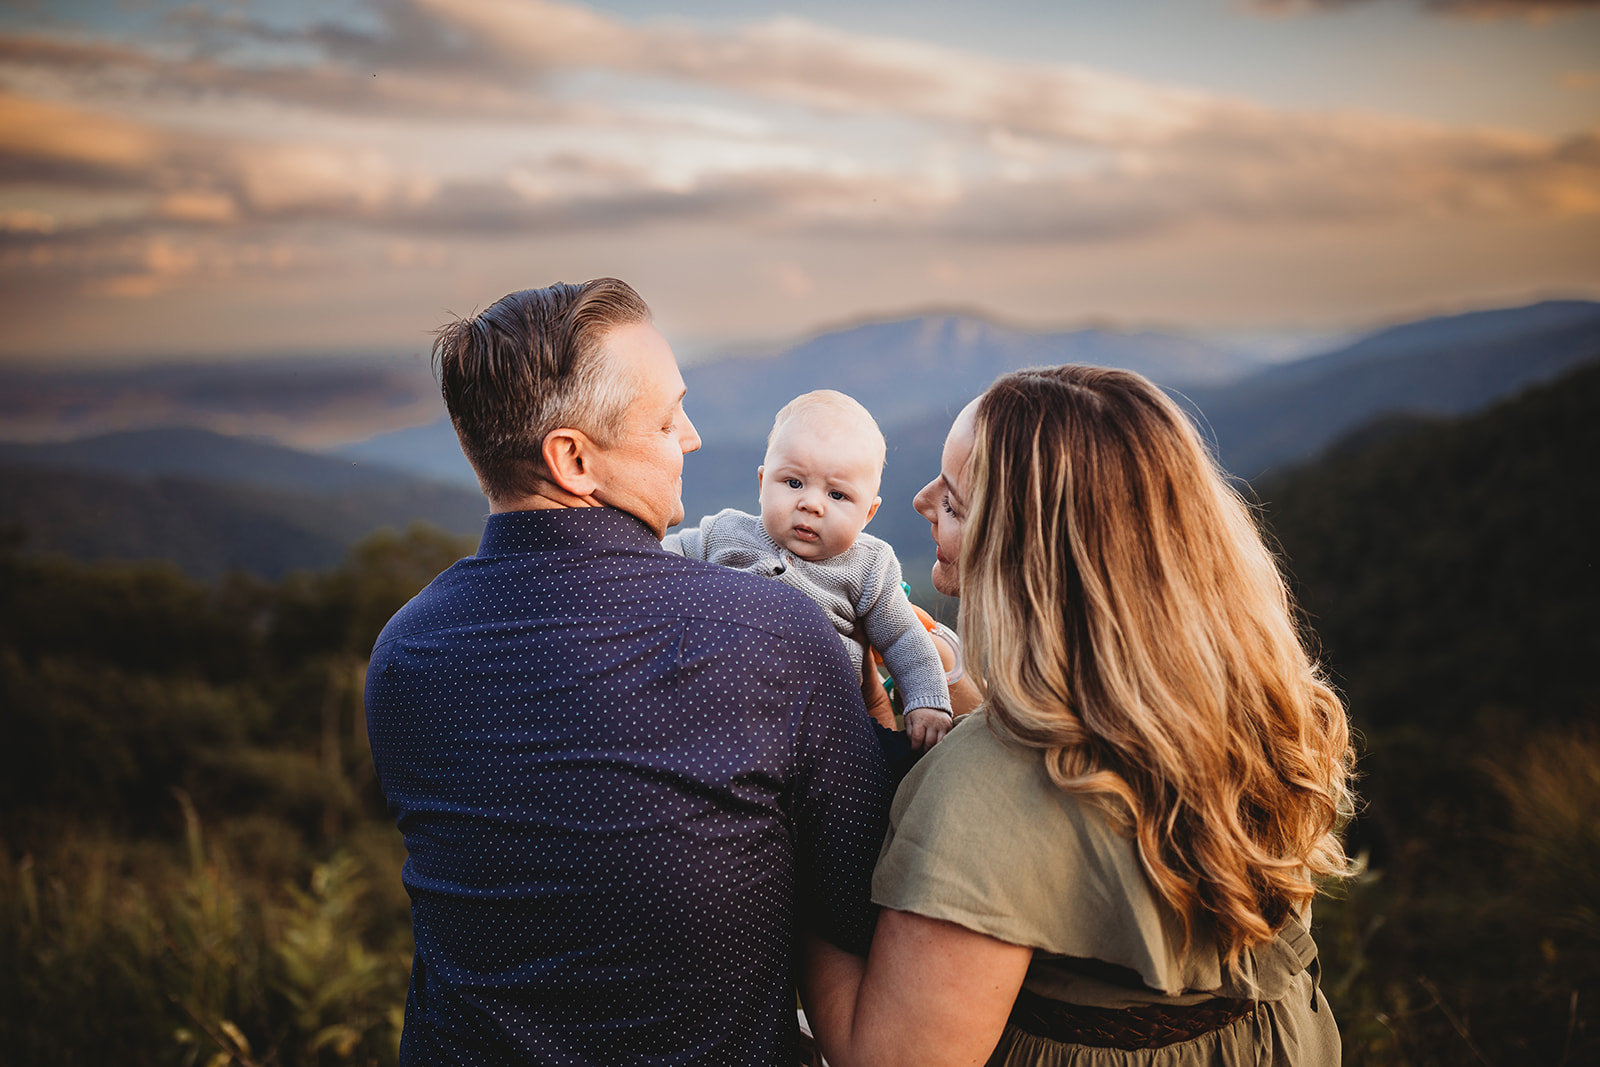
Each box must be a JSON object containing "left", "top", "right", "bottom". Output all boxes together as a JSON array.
[{"left": 375, "top": 534, "right": 838, "bottom": 650}]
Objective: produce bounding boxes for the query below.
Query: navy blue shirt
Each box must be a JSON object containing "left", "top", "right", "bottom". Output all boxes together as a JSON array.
[{"left": 366, "top": 507, "right": 893, "bottom": 1066}]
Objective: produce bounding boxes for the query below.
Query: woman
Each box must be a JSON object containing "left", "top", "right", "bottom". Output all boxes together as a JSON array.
[{"left": 804, "top": 366, "right": 1354, "bottom": 1065}]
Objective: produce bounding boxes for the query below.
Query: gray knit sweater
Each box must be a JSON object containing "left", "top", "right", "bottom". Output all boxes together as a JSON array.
[{"left": 663, "top": 508, "right": 952, "bottom": 716}]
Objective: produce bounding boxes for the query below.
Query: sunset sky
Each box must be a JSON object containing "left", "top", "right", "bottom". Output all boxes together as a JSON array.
[{"left": 2, "top": 0, "right": 1597, "bottom": 364}]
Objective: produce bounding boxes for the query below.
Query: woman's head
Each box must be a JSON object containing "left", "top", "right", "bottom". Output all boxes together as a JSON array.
[
  {"left": 911, "top": 398, "right": 978, "bottom": 597},
  {"left": 954, "top": 364, "right": 1353, "bottom": 965}
]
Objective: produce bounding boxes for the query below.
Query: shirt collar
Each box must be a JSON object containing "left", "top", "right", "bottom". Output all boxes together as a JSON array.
[{"left": 477, "top": 506, "right": 662, "bottom": 556}]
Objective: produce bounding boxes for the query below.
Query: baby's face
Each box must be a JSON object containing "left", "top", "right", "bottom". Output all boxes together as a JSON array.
[{"left": 758, "top": 418, "right": 882, "bottom": 562}]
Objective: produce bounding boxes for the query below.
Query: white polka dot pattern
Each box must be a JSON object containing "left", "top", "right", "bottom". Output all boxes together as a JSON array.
[{"left": 366, "top": 506, "right": 894, "bottom": 1065}]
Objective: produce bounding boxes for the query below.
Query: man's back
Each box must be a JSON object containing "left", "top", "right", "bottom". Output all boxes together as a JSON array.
[{"left": 366, "top": 507, "right": 892, "bottom": 1065}]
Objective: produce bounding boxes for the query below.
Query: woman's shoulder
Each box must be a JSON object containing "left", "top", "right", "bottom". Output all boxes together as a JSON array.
[
  {"left": 881, "top": 710, "right": 1129, "bottom": 876},
  {"left": 874, "top": 709, "right": 1221, "bottom": 996}
]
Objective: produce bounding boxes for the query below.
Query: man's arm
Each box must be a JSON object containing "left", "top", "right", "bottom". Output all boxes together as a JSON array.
[{"left": 787, "top": 607, "right": 895, "bottom": 956}]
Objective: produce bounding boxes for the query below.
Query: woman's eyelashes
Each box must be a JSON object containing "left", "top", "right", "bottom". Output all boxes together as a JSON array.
[{"left": 942, "top": 494, "right": 957, "bottom": 516}]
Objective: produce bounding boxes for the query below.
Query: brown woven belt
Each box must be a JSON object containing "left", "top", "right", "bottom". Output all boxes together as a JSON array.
[{"left": 1007, "top": 987, "right": 1256, "bottom": 1050}]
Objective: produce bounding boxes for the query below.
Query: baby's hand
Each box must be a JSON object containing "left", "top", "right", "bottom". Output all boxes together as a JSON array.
[{"left": 905, "top": 707, "right": 953, "bottom": 753}]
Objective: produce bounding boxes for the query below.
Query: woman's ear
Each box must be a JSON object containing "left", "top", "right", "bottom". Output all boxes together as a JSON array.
[{"left": 542, "top": 428, "right": 601, "bottom": 498}]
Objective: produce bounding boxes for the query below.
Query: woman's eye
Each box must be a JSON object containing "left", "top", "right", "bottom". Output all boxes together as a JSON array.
[
  {"left": 941, "top": 495, "right": 956, "bottom": 516},
  {"left": 786, "top": 478, "right": 803, "bottom": 489}
]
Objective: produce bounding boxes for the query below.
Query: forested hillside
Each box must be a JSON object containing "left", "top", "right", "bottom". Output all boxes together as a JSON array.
[
  {"left": 0, "top": 525, "right": 475, "bottom": 1062},
  {"left": 1261, "top": 358, "right": 1600, "bottom": 1064}
]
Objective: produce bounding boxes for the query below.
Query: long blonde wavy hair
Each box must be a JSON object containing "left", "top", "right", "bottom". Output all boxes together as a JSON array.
[{"left": 959, "top": 365, "right": 1355, "bottom": 966}]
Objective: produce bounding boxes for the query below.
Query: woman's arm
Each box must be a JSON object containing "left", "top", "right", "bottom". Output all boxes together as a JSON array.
[{"left": 802, "top": 910, "right": 1033, "bottom": 1067}]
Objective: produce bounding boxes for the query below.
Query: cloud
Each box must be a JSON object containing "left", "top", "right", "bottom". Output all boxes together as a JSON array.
[
  {"left": 0, "top": 91, "right": 165, "bottom": 184},
  {"left": 0, "top": 0, "right": 1596, "bottom": 306},
  {"left": 1247, "top": 0, "right": 1599, "bottom": 19},
  {"left": 407, "top": 0, "right": 1213, "bottom": 146}
]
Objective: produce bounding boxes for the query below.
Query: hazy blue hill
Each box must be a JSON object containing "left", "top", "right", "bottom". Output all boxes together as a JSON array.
[
  {"left": 1261, "top": 354, "right": 1600, "bottom": 730},
  {"left": 681, "top": 314, "right": 1256, "bottom": 445},
  {"left": 346, "top": 302, "right": 1600, "bottom": 505},
  {"left": 0, "top": 427, "right": 423, "bottom": 493},
  {"left": 0, "top": 433, "right": 488, "bottom": 580},
  {"left": 1185, "top": 299, "right": 1600, "bottom": 478},
  {"left": 338, "top": 314, "right": 1256, "bottom": 485},
  {"left": 339, "top": 419, "right": 478, "bottom": 486}
]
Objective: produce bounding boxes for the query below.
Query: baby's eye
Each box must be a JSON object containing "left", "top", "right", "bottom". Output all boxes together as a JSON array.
[
  {"left": 829, "top": 490, "right": 847, "bottom": 501},
  {"left": 786, "top": 478, "right": 803, "bottom": 490}
]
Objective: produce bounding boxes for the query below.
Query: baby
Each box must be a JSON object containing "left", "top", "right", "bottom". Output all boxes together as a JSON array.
[{"left": 664, "top": 390, "right": 954, "bottom": 751}]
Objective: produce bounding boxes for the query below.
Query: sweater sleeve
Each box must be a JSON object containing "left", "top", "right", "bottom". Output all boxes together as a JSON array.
[
  {"left": 662, "top": 514, "right": 712, "bottom": 558},
  {"left": 856, "top": 542, "right": 951, "bottom": 715}
]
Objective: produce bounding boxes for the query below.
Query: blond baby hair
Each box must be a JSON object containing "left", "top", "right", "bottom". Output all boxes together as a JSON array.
[{"left": 767, "top": 390, "right": 887, "bottom": 472}]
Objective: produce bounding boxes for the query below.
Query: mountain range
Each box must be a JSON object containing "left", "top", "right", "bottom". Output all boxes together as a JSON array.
[
  {"left": 0, "top": 429, "right": 486, "bottom": 580},
  {"left": 1, "top": 298, "right": 1596, "bottom": 581}
]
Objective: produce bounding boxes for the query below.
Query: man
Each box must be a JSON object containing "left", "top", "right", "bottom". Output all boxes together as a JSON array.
[{"left": 365, "top": 278, "right": 893, "bottom": 1065}]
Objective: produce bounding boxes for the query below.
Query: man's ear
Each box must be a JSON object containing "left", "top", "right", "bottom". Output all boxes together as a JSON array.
[
  {"left": 864, "top": 496, "right": 881, "bottom": 525},
  {"left": 542, "top": 428, "right": 601, "bottom": 499}
]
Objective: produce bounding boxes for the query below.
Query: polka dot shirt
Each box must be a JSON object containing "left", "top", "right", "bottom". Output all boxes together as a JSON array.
[{"left": 366, "top": 506, "right": 894, "bottom": 1066}]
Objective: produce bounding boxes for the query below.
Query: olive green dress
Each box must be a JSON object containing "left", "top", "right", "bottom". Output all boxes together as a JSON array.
[{"left": 872, "top": 711, "right": 1341, "bottom": 1066}]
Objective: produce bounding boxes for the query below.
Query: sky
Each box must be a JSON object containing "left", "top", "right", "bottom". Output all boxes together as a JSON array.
[{"left": 1, "top": 0, "right": 1597, "bottom": 365}]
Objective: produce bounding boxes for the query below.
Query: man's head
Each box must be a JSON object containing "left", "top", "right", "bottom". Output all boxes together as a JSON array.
[
  {"left": 435, "top": 279, "right": 699, "bottom": 535},
  {"left": 757, "top": 390, "right": 884, "bottom": 562}
]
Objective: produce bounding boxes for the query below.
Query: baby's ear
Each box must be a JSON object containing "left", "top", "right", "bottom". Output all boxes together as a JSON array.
[
  {"left": 755, "top": 465, "right": 764, "bottom": 489},
  {"left": 864, "top": 496, "right": 881, "bottom": 525}
]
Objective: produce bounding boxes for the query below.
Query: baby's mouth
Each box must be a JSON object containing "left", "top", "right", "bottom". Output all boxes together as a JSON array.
[{"left": 793, "top": 524, "right": 820, "bottom": 542}]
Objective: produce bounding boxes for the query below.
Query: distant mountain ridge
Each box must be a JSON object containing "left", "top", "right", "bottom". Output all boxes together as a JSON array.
[
  {"left": 679, "top": 315, "right": 1263, "bottom": 445},
  {"left": 0, "top": 428, "right": 487, "bottom": 580},
  {"left": 3, "top": 298, "right": 1596, "bottom": 581},
  {"left": 1181, "top": 299, "right": 1600, "bottom": 477},
  {"left": 0, "top": 427, "right": 424, "bottom": 494},
  {"left": 336, "top": 314, "right": 1269, "bottom": 483},
  {"left": 343, "top": 299, "right": 1600, "bottom": 495}
]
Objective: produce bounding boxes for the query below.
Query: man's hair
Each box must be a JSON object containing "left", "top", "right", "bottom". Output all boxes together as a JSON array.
[
  {"left": 959, "top": 365, "right": 1355, "bottom": 971},
  {"left": 433, "top": 279, "right": 652, "bottom": 502},
  {"left": 766, "top": 390, "right": 887, "bottom": 472}
]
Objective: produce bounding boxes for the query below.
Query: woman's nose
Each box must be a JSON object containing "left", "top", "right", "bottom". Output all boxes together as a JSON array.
[{"left": 913, "top": 478, "right": 937, "bottom": 519}]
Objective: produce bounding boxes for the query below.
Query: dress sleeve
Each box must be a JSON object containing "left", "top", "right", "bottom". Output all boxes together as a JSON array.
[
  {"left": 855, "top": 543, "right": 952, "bottom": 714},
  {"left": 872, "top": 713, "right": 1215, "bottom": 996}
]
